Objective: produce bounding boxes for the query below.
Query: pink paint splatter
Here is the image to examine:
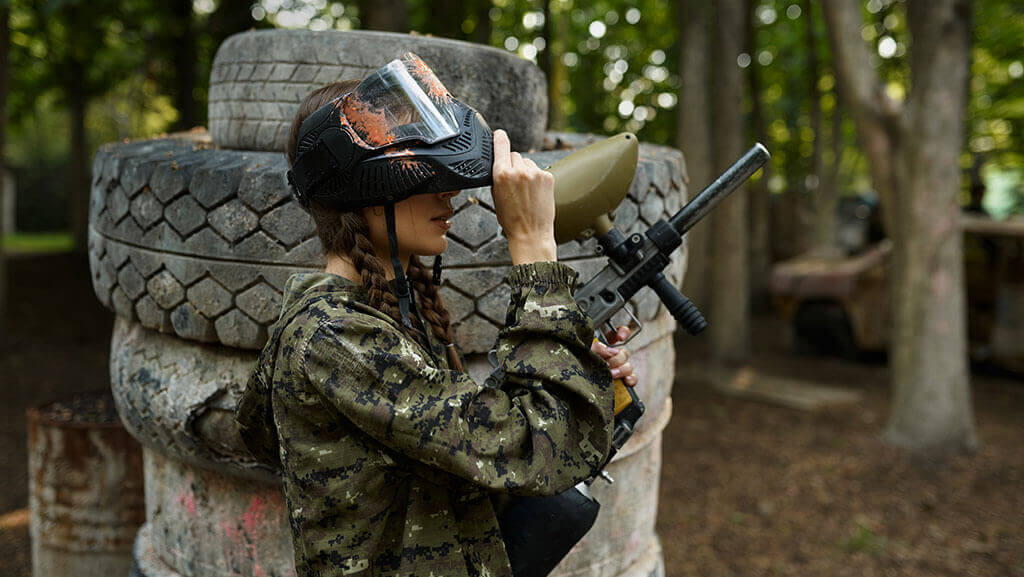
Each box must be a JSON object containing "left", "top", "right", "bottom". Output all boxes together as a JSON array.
[
  {"left": 176, "top": 490, "right": 196, "bottom": 515},
  {"left": 242, "top": 495, "right": 268, "bottom": 533},
  {"left": 219, "top": 520, "right": 242, "bottom": 543}
]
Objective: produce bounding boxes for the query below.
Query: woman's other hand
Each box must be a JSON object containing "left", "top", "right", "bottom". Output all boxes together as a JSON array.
[
  {"left": 491, "top": 129, "right": 557, "bottom": 265},
  {"left": 591, "top": 325, "right": 637, "bottom": 387}
]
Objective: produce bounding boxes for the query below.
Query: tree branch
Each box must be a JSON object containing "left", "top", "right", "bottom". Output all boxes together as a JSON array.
[{"left": 820, "top": 0, "right": 901, "bottom": 237}]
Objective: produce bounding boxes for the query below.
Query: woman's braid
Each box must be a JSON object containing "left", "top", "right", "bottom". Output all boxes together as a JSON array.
[
  {"left": 408, "top": 256, "right": 464, "bottom": 372},
  {"left": 345, "top": 220, "right": 402, "bottom": 322},
  {"left": 407, "top": 257, "right": 454, "bottom": 346}
]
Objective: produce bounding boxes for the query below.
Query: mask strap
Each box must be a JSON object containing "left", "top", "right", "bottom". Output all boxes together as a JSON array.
[
  {"left": 385, "top": 204, "right": 414, "bottom": 329},
  {"left": 433, "top": 255, "right": 443, "bottom": 286}
]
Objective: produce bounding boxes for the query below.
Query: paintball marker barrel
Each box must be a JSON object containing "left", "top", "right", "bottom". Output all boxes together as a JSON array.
[{"left": 669, "top": 143, "right": 770, "bottom": 235}]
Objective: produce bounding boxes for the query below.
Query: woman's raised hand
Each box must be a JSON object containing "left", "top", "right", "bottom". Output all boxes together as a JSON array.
[{"left": 490, "top": 129, "right": 558, "bottom": 265}]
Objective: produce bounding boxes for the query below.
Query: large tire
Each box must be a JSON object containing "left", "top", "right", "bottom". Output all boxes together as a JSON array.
[
  {"left": 89, "top": 132, "right": 687, "bottom": 353},
  {"left": 208, "top": 30, "right": 548, "bottom": 152}
]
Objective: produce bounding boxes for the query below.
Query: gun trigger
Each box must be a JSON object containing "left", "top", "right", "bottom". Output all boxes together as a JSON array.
[
  {"left": 620, "top": 304, "right": 643, "bottom": 345},
  {"left": 487, "top": 348, "right": 499, "bottom": 368}
]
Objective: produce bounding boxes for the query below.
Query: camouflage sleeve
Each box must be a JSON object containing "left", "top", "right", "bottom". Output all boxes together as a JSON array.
[{"left": 302, "top": 261, "right": 615, "bottom": 496}]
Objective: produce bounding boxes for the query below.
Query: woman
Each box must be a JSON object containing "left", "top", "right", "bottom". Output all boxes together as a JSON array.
[{"left": 237, "top": 57, "right": 637, "bottom": 577}]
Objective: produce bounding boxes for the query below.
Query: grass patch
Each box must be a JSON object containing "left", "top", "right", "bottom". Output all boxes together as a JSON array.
[
  {"left": 2, "top": 232, "right": 74, "bottom": 254},
  {"left": 839, "top": 521, "right": 887, "bottom": 555}
]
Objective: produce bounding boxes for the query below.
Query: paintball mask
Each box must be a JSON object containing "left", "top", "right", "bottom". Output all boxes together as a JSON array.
[
  {"left": 287, "top": 53, "right": 494, "bottom": 332},
  {"left": 288, "top": 52, "right": 494, "bottom": 210}
]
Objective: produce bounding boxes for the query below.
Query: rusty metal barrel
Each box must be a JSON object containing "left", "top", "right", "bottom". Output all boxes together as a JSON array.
[
  {"left": 26, "top": 390, "right": 145, "bottom": 577},
  {"left": 88, "top": 30, "right": 686, "bottom": 577}
]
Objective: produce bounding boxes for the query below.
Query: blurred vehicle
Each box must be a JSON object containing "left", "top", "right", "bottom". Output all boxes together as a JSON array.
[{"left": 770, "top": 200, "right": 1024, "bottom": 372}]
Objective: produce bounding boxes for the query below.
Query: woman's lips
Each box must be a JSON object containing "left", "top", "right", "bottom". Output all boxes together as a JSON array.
[{"left": 431, "top": 216, "right": 452, "bottom": 231}]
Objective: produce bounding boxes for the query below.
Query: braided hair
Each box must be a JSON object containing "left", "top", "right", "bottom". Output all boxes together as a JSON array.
[{"left": 288, "top": 81, "right": 464, "bottom": 372}]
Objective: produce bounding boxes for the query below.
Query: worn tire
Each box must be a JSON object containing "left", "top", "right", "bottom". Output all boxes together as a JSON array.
[
  {"left": 208, "top": 29, "right": 548, "bottom": 152},
  {"left": 89, "top": 132, "right": 686, "bottom": 352}
]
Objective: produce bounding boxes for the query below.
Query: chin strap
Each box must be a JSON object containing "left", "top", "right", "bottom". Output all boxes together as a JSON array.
[{"left": 385, "top": 203, "right": 414, "bottom": 329}]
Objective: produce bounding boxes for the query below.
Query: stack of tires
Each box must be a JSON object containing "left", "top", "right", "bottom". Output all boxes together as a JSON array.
[{"left": 88, "top": 30, "right": 687, "bottom": 577}]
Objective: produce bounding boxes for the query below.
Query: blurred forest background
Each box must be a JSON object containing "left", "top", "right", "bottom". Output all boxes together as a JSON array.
[{"left": 2, "top": 0, "right": 1021, "bottom": 239}]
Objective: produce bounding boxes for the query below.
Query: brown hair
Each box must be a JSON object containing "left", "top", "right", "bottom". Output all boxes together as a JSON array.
[{"left": 288, "top": 81, "right": 463, "bottom": 372}]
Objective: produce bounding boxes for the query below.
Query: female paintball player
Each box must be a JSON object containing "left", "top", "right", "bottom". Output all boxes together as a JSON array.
[{"left": 236, "top": 53, "right": 637, "bottom": 577}]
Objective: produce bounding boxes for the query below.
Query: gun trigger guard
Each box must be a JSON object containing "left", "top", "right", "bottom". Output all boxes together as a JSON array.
[{"left": 601, "top": 305, "right": 643, "bottom": 346}]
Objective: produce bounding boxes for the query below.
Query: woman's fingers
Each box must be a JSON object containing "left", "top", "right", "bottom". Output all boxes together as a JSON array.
[
  {"left": 591, "top": 339, "right": 638, "bottom": 387},
  {"left": 604, "top": 325, "right": 631, "bottom": 345},
  {"left": 610, "top": 361, "right": 633, "bottom": 380},
  {"left": 492, "top": 129, "right": 511, "bottom": 173},
  {"left": 591, "top": 340, "right": 629, "bottom": 368},
  {"left": 606, "top": 348, "right": 629, "bottom": 369},
  {"left": 591, "top": 339, "right": 619, "bottom": 360}
]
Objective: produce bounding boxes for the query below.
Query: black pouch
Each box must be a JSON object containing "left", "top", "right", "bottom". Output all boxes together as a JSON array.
[{"left": 497, "top": 483, "right": 600, "bottom": 577}]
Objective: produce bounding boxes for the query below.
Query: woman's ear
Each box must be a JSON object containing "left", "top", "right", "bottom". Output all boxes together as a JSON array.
[{"left": 361, "top": 206, "right": 384, "bottom": 220}]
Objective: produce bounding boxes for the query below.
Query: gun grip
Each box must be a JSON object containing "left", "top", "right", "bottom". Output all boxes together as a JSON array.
[{"left": 613, "top": 378, "right": 635, "bottom": 416}]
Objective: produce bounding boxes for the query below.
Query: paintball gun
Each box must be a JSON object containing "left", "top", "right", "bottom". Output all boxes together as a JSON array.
[
  {"left": 553, "top": 135, "right": 771, "bottom": 470},
  {"left": 496, "top": 134, "right": 770, "bottom": 577}
]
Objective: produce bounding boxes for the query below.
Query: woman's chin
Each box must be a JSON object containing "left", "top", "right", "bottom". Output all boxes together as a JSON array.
[{"left": 415, "top": 237, "right": 447, "bottom": 257}]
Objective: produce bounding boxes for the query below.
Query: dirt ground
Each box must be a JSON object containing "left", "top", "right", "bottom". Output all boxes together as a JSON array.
[{"left": 1, "top": 254, "right": 1021, "bottom": 577}]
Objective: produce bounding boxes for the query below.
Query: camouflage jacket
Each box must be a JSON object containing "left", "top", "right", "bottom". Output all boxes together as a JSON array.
[{"left": 236, "top": 261, "right": 615, "bottom": 577}]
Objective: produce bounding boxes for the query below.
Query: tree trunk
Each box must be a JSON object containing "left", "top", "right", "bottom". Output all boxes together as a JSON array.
[
  {"left": 208, "top": 0, "right": 257, "bottom": 48},
  {"left": 66, "top": 4, "right": 89, "bottom": 255},
  {"left": 172, "top": 0, "right": 197, "bottom": 130},
  {"left": 885, "top": 0, "right": 975, "bottom": 452},
  {"left": 425, "top": 0, "right": 462, "bottom": 38},
  {"left": 357, "top": 0, "right": 409, "bottom": 32},
  {"left": 804, "top": 0, "right": 834, "bottom": 251},
  {"left": 821, "top": 0, "right": 899, "bottom": 239},
  {"left": 820, "top": 77, "right": 843, "bottom": 244},
  {"left": 709, "top": 0, "right": 750, "bottom": 363},
  {"left": 541, "top": 0, "right": 567, "bottom": 130},
  {"left": 474, "top": 0, "right": 492, "bottom": 45},
  {"left": 0, "top": 5, "right": 8, "bottom": 344},
  {"left": 822, "top": 0, "right": 976, "bottom": 453},
  {"left": 746, "top": 0, "right": 771, "bottom": 310},
  {"left": 677, "top": 0, "right": 713, "bottom": 311}
]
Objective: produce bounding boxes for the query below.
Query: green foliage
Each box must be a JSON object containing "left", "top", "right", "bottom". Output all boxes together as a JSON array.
[
  {"left": 5, "top": 0, "right": 1021, "bottom": 231},
  {"left": 553, "top": 0, "right": 679, "bottom": 144},
  {"left": 1, "top": 231, "right": 74, "bottom": 253},
  {"left": 491, "top": 0, "right": 680, "bottom": 142},
  {"left": 753, "top": 0, "right": 836, "bottom": 195},
  {"left": 971, "top": 0, "right": 1024, "bottom": 169},
  {"left": 6, "top": 0, "right": 261, "bottom": 231}
]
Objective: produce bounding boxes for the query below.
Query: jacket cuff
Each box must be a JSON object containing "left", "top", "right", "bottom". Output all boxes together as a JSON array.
[{"left": 506, "top": 261, "right": 579, "bottom": 294}]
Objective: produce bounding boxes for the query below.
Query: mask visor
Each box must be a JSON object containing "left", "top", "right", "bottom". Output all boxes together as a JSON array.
[{"left": 342, "top": 53, "right": 460, "bottom": 149}]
